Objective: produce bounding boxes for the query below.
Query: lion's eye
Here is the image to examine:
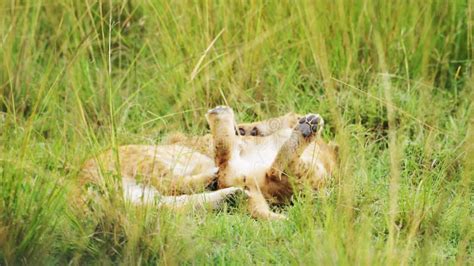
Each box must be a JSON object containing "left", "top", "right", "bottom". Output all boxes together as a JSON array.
[{"left": 239, "top": 127, "right": 246, "bottom": 135}]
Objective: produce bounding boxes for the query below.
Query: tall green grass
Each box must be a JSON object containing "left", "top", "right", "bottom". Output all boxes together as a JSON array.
[{"left": 0, "top": 0, "right": 472, "bottom": 264}]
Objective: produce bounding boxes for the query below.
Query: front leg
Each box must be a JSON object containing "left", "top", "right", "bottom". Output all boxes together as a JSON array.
[
  {"left": 206, "top": 106, "right": 239, "bottom": 188},
  {"left": 246, "top": 188, "right": 287, "bottom": 220},
  {"left": 267, "top": 114, "right": 324, "bottom": 178}
]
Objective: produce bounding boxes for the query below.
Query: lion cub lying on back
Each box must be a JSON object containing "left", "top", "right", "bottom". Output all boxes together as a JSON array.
[{"left": 79, "top": 106, "right": 338, "bottom": 219}]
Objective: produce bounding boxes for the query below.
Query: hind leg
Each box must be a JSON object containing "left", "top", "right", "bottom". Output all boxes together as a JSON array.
[
  {"left": 168, "top": 167, "right": 219, "bottom": 194},
  {"left": 123, "top": 178, "right": 244, "bottom": 209},
  {"left": 247, "top": 188, "right": 287, "bottom": 220}
]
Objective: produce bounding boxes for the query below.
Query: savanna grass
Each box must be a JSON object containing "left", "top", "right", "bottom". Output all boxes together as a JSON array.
[{"left": 0, "top": 0, "right": 472, "bottom": 264}]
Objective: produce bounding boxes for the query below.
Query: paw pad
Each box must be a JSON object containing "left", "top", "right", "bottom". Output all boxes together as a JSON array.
[
  {"left": 235, "top": 126, "right": 260, "bottom": 136},
  {"left": 235, "top": 127, "right": 246, "bottom": 136},
  {"left": 297, "top": 114, "right": 323, "bottom": 138}
]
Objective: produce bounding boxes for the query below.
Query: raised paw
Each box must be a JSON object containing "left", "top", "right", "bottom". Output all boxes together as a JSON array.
[
  {"left": 297, "top": 114, "right": 324, "bottom": 138},
  {"left": 207, "top": 105, "right": 233, "bottom": 116},
  {"left": 206, "top": 106, "right": 235, "bottom": 128}
]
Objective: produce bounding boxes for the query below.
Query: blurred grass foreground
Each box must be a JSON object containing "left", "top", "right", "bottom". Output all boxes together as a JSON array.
[{"left": 0, "top": 0, "right": 472, "bottom": 264}]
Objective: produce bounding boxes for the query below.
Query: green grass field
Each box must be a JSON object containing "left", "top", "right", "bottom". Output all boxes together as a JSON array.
[{"left": 0, "top": 0, "right": 472, "bottom": 264}]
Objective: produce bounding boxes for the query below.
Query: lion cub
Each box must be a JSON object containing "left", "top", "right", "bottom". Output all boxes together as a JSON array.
[
  {"left": 78, "top": 107, "right": 337, "bottom": 219},
  {"left": 206, "top": 106, "right": 337, "bottom": 219}
]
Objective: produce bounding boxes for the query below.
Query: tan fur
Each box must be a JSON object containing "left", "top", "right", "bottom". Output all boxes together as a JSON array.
[
  {"left": 205, "top": 106, "right": 337, "bottom": 219},
  {"left": 79, "top": 144, "right": 216, "bottom": 195},
  {"left": 78, "top": 108, "right": 337, "bottom": 219}
]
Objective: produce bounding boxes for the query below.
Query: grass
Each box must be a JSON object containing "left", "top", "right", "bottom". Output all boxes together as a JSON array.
[{"left": 0, "top": 0, "right": 472, "bottom": 264}]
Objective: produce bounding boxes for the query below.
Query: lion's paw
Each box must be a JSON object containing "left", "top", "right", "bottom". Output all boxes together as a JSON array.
[
  {"left": 207, "top": 105, "right": 233, "bottom": 116},
  {"left": 296, "top": 114, "right": 324, "bottom": 138}
]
